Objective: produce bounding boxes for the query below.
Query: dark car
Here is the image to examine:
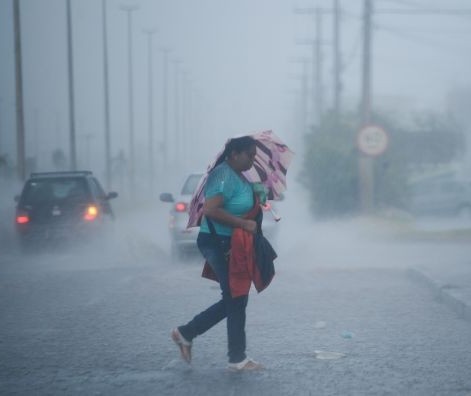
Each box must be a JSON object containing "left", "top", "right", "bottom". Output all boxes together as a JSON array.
[{"left": 14, "top": 171, "right": 118, "bottom": 250}]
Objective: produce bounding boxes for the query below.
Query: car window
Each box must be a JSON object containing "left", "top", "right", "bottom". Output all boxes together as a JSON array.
[
  {"left": 181, "top": 174, "right": 203, "bottom": 195},
  {"left": 21, "top": 178, "right": 88, "bottom": 205},
  {"left": 90, "top": 177, "right": 106, "bottom": 198}
]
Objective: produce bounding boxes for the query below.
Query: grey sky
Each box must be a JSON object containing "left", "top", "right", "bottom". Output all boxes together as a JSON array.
[{"left": 1, "top": 0, "right": 470, "bottom": 181}]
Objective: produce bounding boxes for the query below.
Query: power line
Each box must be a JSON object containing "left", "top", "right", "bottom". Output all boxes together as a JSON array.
[
  {"left": 375, "top": 8, "right": 471, "bottom": 15},
  {"left": 376, "top": 0, "right": 424, "bottom": 7},
  {"left": 374, "top": 22, "right": 471, "bottom": 53},
  {"left": 342, "top": 27, "right": 363, "bottom": 72},
  {"left": 342, "top": 6, "right": 471, "bottom": 19}
]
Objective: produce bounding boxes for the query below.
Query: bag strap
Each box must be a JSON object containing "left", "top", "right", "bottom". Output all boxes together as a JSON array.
[{"left": 206, "top": 217, "right": 217, "bottom": 235}]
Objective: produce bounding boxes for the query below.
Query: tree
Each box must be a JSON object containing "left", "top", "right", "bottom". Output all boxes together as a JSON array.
[
  {"left": 300, "top": 110, "right": 464, "bottom": 217},
  {"left": 299, "top": 112, "right": 360, "bottom": 217}
]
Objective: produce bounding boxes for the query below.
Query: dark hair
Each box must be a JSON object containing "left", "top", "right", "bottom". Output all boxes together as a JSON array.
[{"left": 215, "top": 136, "right": 256, "bottom": 166}]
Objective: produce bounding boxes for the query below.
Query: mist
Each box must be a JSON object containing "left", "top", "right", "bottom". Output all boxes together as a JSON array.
[
  {"left": 1, "top": 1, "right": 471, "bottom": 394},
  {"left": 1, "top": 0, "right": 470, "bottom": 183}
]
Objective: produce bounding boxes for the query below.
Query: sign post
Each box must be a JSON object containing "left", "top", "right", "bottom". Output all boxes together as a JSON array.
[{"left": 357, "top": 125, "right": 389, "bottom": 212}]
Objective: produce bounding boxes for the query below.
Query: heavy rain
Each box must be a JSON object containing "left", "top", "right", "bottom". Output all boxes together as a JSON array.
[{"left": 1, "top": 0, "right": 471, "bottom": 395}]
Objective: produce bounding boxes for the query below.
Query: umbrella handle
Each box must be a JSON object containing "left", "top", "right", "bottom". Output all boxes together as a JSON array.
[{"left": 262, "top": 204, "right": 281, "bottom": 222}]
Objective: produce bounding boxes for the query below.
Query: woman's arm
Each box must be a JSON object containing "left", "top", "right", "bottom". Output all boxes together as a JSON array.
[{"left": 203, "top": 195, "right": 257, "bottom": 234}]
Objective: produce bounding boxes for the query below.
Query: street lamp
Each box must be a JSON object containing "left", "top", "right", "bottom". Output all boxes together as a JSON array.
[
  {"left": 172, "top": 59, "right": 182, "bottom": 166},
  {"left": 160, "top": 48, "right": 171, "bottom": 169},
  {"left": 102, "top": 0, "right": 111, "bottom": 189},
  {"left": 144, "top": 28, "right": 157, "bottom": 196},
  {"left": 66, "top": 0, "right": 77, "bottom": 171},
  {"left": 120, "top": 4, "right": 138, "bottom": 196}
]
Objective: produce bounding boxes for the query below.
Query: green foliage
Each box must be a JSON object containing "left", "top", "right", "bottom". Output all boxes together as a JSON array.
[
  {"left": 299, "top": 112, "right": 359, "bottom": 217},
  {"left": 299, "top": 110, "right": 464, "bottom": 217}
]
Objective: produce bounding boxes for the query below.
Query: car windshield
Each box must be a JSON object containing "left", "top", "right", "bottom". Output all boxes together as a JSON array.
[
  {"left": 181, "top": 174, "right": 203, "bottom": 195},
  {"left": 21, "top": 178, "right": 89, "bottom": 205}
]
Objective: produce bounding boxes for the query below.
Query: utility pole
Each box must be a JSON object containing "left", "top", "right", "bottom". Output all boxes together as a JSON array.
[
  {"left": 361, "top": 0, "right": 372, "bottom": 125},
  {"left": 185, "top": 77, "right": 192, "bottom": 169},
  {"left": 294, "top": 7, "right": 330, "bottom": 125},
  {"left": 120, "top": 4, "right": 138, "bottom": 196},
  {"left": 0, "top": 100, "right": 3, "bottom": 156},
  {"left": 102, "top": 0, "right": 111, "bottom": 189},
  {"left": 358, "top": 0, "right": 374, "bottom": 212},
  {"left": 172, "top": 59, "right": 182, "bottom": 167},
  {"left": 144, "top": 28, "right": 157, "bottom": 196},
  {"left": 333, "top": 0, "right": 342, "bottom": 116},
  {"left": 66, "top": 0, "right": 77, "bottom": 171},
  {"left": 33, "top": 108, "right": 39, "bottom": 162},
  {"left": 13, "top": 0, "right": 25, "bottom": 181},
  {"left": 301, "top": 59, "right": 309, "bottom": 135},
  {"left": 289, "top": 58, "right": 310, "bottom": 135},
  {"left": 181, "top": 71, "right": 191, "bottom": 170},
  {"left": 161, "top": 48, "right": 171, "bottom": 169},
  {"left": 314, "top": 7, "right": 324, "bottom": 123},
  {"left": 81, "top": 133, "right": 93, "bottom": 168}
]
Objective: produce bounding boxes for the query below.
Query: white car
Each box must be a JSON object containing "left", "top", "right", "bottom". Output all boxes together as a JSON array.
[
  {"left": 408, "top": 177, "right": 471, "bottom": 218},
  {"left": 160, "top": 173, "right": 280, "bottom": 260}
]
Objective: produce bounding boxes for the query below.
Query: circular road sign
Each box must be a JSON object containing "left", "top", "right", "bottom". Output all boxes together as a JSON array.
[{"left": 357, "top": 124, "right": 389, "bottom": 156}]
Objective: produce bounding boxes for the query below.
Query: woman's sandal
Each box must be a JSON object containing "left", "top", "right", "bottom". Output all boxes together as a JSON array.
[
  {"left": 228, "top": 357, "right": 263, "bottom": 371},
  {"left": 171, "top": 328, "right": 192, "bottom": 363}
]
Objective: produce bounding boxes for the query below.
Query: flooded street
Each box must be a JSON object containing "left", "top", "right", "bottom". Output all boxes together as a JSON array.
[
  {"left": 1, "top": 0, "right": 471, "bottom": 394},
  {"left": 1, "top": 200, "right": 471, "bottom": 395}
]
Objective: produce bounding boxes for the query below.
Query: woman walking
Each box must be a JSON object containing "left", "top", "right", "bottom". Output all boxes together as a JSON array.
[{"left": 171, "top": 136, "right": 274, "bottom": 371}]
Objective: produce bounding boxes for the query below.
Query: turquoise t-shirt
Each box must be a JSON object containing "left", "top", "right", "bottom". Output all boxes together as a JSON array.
[{"left": 200, "top": 161, "right": 254, "bottom": 236}]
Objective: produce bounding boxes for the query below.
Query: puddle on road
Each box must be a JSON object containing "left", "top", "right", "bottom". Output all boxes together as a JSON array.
[
  {"left": 313, "top": 321, "right": 327, "bottom": 329},
  {"left": 313, "top": 350, "right": 346, "bottom": 360}
]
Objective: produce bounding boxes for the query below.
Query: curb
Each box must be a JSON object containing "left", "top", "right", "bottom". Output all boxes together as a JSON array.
[{"left": 407, "top": 268, "right": 471, "bottom": 322}]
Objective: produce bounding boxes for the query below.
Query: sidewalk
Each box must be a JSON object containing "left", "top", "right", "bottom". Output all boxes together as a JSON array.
[
  {"left": 353, "top": 214, "right": 471, "bottom": 323},
  {"left": 396, "top": 218, "right": 471, "bottom": 322},
  {"left": 408, "top": 262, "right": 471, "bottom": 322}
]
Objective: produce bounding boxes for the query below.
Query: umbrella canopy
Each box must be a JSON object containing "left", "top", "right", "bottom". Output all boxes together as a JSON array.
[{"left": 187, "top": 130, "right": 294, "bottom": 228}]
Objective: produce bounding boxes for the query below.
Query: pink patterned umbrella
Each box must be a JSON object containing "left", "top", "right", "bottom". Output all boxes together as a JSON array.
[{"left": 187, "top": 130, "right": 294, "bottom": 228}]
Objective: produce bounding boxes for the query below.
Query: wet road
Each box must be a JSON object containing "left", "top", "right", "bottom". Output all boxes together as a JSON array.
[{"left": 1, "top": 207, "right": 471, "bottom": 395}]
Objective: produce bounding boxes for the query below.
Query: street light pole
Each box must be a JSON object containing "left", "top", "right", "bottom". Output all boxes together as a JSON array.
[
  {"left": 13, "top": 0, "right": 25, "bottom": 181},
  {"left": 66, "top": 0, "right": 77, "bottom": 171},
  {"left": 0, "top": 100, "right": 3, "bottom": 156},
  {"left": 172, "top": 59, "right": 181, "bottom": 166},
  {"left": 120, "top": 4, "right": 138, "bottom": 196},
  {"left": 102, "top": 0, "right": 111, "bottom": 189},
  {"left": 333, "top": 0, "right": 342, "bottom": 116},
  {"left": 161, "top": 48, "right": 171, "bottom": 169},
  {"left": 359, "top": 0, "right": 374, "bottom": 212},
  {"left": 314, "top": 7, "right": 324, "bottom": 124},
  {"left": 144, "top": 28, "right": 157, "bottom": 196},
  {"left": 289, "top": 58, "right": 310, "bottom": 135}
]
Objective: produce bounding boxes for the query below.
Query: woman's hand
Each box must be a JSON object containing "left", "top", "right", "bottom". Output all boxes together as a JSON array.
[
  {"left": 203, "top": 195, "right": 257, "bottom": 233},
  {"left": 241, "top": 219, "right": 257, "bottom": 234}
]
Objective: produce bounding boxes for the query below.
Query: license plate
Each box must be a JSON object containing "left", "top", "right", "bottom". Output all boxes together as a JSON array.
[{"left": 52, "top": 207, "right": 61, "bottom": 216}]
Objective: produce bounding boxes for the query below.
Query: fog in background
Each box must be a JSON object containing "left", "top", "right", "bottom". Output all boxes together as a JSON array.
[
  {"left": 1, "top": 0, "right": 471, "bottom": 232},
  {"left": 2, "top": 4, "right": 471, "bottom": 393}
]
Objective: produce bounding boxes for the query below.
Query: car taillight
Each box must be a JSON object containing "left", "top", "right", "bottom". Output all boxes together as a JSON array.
[
  {"left": 84, "top": 205, "right": 99, "bottom": 221},
  {"left": 175, "top": 202, "right": 187, "bottom": 212},
  {"left": 16, "top": 215, "right": 29, "bottom": 224}
]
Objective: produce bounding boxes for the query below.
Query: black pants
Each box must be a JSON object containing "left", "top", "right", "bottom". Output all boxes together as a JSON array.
[{"left": 178, "top": 232, "right": 248, "bottom": 363}]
